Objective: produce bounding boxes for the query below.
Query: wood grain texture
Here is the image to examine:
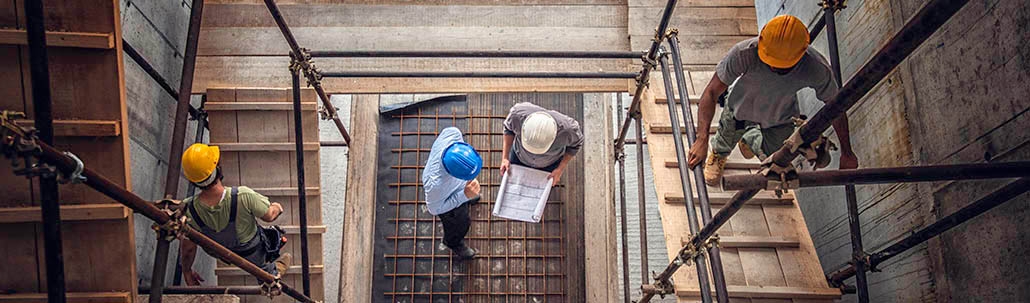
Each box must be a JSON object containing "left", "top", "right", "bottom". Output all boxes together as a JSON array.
[
  {"left": 0, "top": 204, "right": 130, "bottom": 223},
  {"left": 13, "top": 119, "right": 120, "bottom": 136},
  {"left": 339, "top": 95, "right": 379, "bottom": 303},
  {"left": 583, "top": 93, "right": 619, "bottom": 302},
  {"left": 0, "top": 292, "right": 131, "bottom": 303}
]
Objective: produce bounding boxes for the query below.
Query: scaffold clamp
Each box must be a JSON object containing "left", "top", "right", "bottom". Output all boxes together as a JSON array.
[
  {"left": 260, "top": 279, "right": 283, "bottom": 298},
  {"left": 58, "top": 151, "right": 86, "bottom": 184}
]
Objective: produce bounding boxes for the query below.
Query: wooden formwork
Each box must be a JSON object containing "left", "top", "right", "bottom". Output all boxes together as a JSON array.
[
  {"left": 0, "top": 0, "right": 135, "bottom": 302},
  {"left": 205, "top": 87, "right": 325, "bottom": 303}
]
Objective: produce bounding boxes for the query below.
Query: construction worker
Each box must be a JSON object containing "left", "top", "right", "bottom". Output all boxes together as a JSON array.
[
  {"left": 424, "top": 127, "right": 483, "bottom": 259},
  {"left": 687, "top": 15, "right": 859, "bottom": 185},
  {"left": 499, "top": 102, "right": 584, "bottom": 184},
  {"left": 178, "top": 143, "right": 291, "bottom": 285}
]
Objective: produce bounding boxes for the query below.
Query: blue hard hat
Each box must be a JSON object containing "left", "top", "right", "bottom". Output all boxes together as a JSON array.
[{"left": 442, "top": 142, "right": 482, "bottom": 180}]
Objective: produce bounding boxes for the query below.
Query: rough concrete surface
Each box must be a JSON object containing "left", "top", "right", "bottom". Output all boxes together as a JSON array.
[{"left": 320, "top": 94, "right": 352, "bottom": 303}]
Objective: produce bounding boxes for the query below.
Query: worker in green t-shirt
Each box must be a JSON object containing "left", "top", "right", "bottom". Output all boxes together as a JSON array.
[{"left": 178, "top": 143, "right": 289, "bottom": 285}]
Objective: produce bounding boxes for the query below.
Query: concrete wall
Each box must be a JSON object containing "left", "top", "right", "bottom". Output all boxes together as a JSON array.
[
  {"left": 755, "top": 0, "right": 1030, "bottom": 301},
  {"left": 121, "top": 0, "right": 216, "bottom": 288}
]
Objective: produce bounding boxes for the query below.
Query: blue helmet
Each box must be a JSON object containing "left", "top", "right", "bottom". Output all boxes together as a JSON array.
[{"left": 442, "top": 142, "right": 482, "bottom": 180}]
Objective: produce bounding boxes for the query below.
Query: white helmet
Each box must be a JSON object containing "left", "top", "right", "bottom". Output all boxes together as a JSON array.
[{"left": 521, "top": 112, "right": 558, "bottom": 154}]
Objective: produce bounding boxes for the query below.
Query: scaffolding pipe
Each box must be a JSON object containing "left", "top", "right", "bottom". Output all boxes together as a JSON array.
[
  {"left": 263, "top": 0, "right": 351, "bottom": 145},
  {"left": 635, "top": 113, "right": 649, "bottom": 289},
  {"left": 141, "top": 286, "right": 264, "bottom": 295},
  {"left": 667, "top": 33, "right": 729, "bottom": 303},
  {"left": 153, "top": 1, "right": 205, "bottom": 301},
  {"left": 809, "top": 14, "right": 826, "bottom": 42},
  {"left": 291, "top": 64, "right": 312, "bottom": 296},
  {"left": 638, "top": 189, "right": 761, "bottom": 303},
  {"left": 827, "top": 177, "right": 1030, "bottom": 285},
  {"left": 176, "top": 97, "right": 208, "bottom": 286},
  {"left": 321, "top": 71, "right": 639, "bottom": 79},
  {"left": 25, "top": 1, "right": 66, "bottom": 302},
  {"left": 657, "top": 51, "right": 713, "bottom": 303},
  {"left": 616, "top": 95, "right": 632, "bottom": 303},
  {"left": 614, "top": 0, "right": 682, "bottom": 153},
  {"left": 310, "top": 50, "right": 644, "bottom": 58},
  {"left": 121, "top": 40, "right": 203, "bottom": 121},
  {"left": 765, "top": 0, "right": 970, "bottom": 169},
  {"left": 0, "top": 125, "right": 316, "bottom": 303},
  {"left": 721, "top": 161, "right": 1030, "bottom": 190}
]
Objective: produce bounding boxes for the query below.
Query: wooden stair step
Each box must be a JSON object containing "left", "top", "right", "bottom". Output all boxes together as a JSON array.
[
  {"left": 205, "top": 101, "right": 317, "bottom": 111},
  {"left": 0, "top": 204, "right": 129, "bottom": 223},
  {"left": 650, "top": 124, "right": 718, "bottom": 134},
  {"left": 216, "top": 264, "right": 324, "bottom": 276},
  {"left": 0, "top": 292, "right": 130, "bottom": 303},
  {"left": 213, "top": 142, "right": 319, "bottom": 151},
  {"left": 664, "top": 192, "right": 793, "bottom": 205},
  {"left": 278, "top": 225, "right": 328, "bottom": 234},
  {"left": 665, "top": 160, "right": 760, "bottom": 170},
  {"left": 680, "top": 235, "right": 800, "bottom": 248},
  {"left": 0, "top": 29, "right": 114, "bottom": 49},
  {"left": 655, "top": 95, "right": 701, "bottom": 104},
  {"left": 676, "top": 285, "right": 841, "bottom": 299}
]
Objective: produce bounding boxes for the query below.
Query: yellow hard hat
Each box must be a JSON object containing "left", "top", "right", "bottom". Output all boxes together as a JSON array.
[
  {"left": 182, "top": 143, "right": 220, "bottom": 184},
  {"left": 758, "top": 15, "right": 810, "bottom": 69}
]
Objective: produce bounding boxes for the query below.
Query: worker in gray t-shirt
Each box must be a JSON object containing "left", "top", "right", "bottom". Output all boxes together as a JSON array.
[
  {"left": 500, "top": 102, "right": 584, "bottom": 184},
  {"left": 686, "top": 15, "right": 859, "bottom": 186}
]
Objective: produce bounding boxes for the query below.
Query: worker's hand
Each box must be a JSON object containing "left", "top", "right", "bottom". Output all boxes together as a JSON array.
[
  {"left": 183, "top": 270, "right": 205, "bottom": 286},
  {"left": 687, "top": 140, "right": 709, "bottom": 169},
  {"left": 464, "top": 179, "right": 481, "bottom": 199},
  {"left": 499, "top": 159, "right": 511, "bottom": 176},
  {"left": 547, "top": 167, "right": 564, "bottom": 185},
  {"left": 839, "top": 148, "right": 859, "bottom": 170}
]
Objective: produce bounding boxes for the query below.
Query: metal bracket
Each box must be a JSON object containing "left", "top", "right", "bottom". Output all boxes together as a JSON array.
[
  {"left": 757, "top": 158, "right": 799, "bottom": 195},
  {"left": 152, "top": 199, "right": 189, "bottom": 241},
  {"left": 641, "top": 277, "right": 675, "bottom": 298},
  {"left": 819, "top": 0, "right": 848, "bottom": 11},
  {"left": 318, "top": 105, "right": 340, "bottom": 121},
  {"left": 781, "top": 119, "right": 836, "bottom": 171},
  {"left": 260, "top": 279, "right": 283, "bottom": 298},
  {"left": 291, "top": 48, "right": 325, "bottom": 89},
  {"left": 57, "top": 151, "right": 86, "bottom": 184}
]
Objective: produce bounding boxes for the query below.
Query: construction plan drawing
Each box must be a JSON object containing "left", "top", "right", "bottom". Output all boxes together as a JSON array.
[{"left": 493, "top": 164, "right": 554, "bottom": 223}]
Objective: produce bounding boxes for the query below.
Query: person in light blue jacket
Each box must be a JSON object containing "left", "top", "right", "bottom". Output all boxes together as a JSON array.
[{"left": 422, "top": 127, "right": 483, "bottom": 259}]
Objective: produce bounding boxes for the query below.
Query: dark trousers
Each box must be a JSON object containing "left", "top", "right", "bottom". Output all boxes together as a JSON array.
[
  {"left": 509, "top": 149, "right": 560, "bottom": 172},
  {"left": 438, "top": 198, "right": 477, "bottom": 249}
]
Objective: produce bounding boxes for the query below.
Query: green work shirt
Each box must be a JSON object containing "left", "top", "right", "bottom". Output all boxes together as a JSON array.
[{"left": 184, "top": 186, "right": 271, "bottom": 244}]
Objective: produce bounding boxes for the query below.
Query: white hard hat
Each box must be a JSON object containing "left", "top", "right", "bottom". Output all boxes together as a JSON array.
[{"left": 521, "top": 112, "right": 558, "bottom": 155}]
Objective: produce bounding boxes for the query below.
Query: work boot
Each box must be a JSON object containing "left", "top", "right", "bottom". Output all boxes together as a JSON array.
[
  {"left": 738, "top": 140, "right": 756, "bottom": 159},
  {"left": 704, "top": 153, "right": 728, "bottom": 187},
  {"left": 274, "top": 253, "right": 292, "bottom": 278},
  {"left": 452, "top": 245, "right": 477, "bottom": 260}
]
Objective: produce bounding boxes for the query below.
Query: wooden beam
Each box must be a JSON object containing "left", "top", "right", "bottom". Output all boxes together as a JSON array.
[
  {"left": 665, "top": 160, "right": 759, "bottom": 169},
  {"left": 14, "top": 120, "right": 120, "bottom": 137},
  {"left": 279, "top": 225, "right": 327, "bottom": 234},
  {"left": 0, "top": 29, "right": 115, "bottom": 49},
  {"left": 249, "top": 187, "right": 320, "bottom": 196},
  {"left": 0, "top": 292, "right": 130, "bottom": 303},
  {"left": 0, "top": 204, "right": 130, "bottom": 223},
  {"left": 214, "top": 142, "right": 319, "bottom": 152},
  {"left": 655, "top": 95, "right": 701, "bottom": 104},
  {"left": 339, "top": 95, "right": 379, "bottom": 303},
  {"left": 663, "top": 192, "right": 794, "bottom": 205},
  {"left": 205, "top": 102, "right": 318, "bottom": 111},
  {"left": 676, "top": 285, "right": 842, "bottom": 299},
  {"left": 681, "top": 235, "right": 800, "bottom": 248}
]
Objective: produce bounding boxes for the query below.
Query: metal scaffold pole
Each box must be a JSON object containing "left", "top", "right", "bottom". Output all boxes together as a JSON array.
[
  {"left": 666, "top": 32, "right": 730, "bottom": 303},
  {"left": 291, "top": 56, "right": 313, "bottom": 296},
  {"left": 25, "top": 1, "right": 66, "bottom": 302},
  {"left": 616, "top": 94, "right": 632, "bottom": 303},
  {"left": 656, "top": 50, "right": 713, "bottom": 303}
]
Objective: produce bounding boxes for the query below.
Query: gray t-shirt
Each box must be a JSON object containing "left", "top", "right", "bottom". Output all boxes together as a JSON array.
[
  {"left": 716, "top": 37, "right": 839, "bottom": 127},
  {"left": 503, "top": 102, "right": 584, "bottom": 168}
]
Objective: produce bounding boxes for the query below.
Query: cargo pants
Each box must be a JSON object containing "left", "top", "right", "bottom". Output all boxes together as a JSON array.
[{"left": 709, "top": 106, "right": 796, "bottom": 160}]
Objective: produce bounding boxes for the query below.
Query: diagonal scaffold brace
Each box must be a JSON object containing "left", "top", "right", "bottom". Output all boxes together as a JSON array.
[{"left": 0, "top": 112, "right": 319, "bottom": 303}]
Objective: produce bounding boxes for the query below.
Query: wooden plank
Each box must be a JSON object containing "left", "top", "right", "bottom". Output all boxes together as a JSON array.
[
  {"left": 14, "top": 119, "right": 120, "bottom": 136},
  {"left": 628, "top": 7, "right": 758, "bottom": 36},
  {"left": 629, "top": 0, "right": 754, "bottom": 7},
  {"left": 582, "top": 93, "right": 618, "bottom": 302},
  {"left": 665, "top": 160, "right": 759, "bottom": 169},
  {"left": 630, "top": 35, "right": 748, "bottom": 64},
  {"left": 202, "top": 4, "right": 628, "bottom": 28},
  {"left": 0, "top": 204, "right": 130, "bottom": 223},
  {"left": 649, "top": 124, "right": 717, "bottom": 134},
  {"left": 215, "top": 264, "right": 325, "bottom": 276},
  {"left": 208, "top": 0, "right": 628, "bottom": 5},
  {"left": 199, "top": 27, "right": 630, "bottom": 56},
  {"left": 680, "top": 235, "right": 800, "bottom": 248},
  {"left": 213, "top": 142, "right": 319, "bottom": 152},
  {"left": 663, "top": 192, "right": 794, "bottom": 205},
  {"left": 339, "top": 95, "right": 378, "bottom": 303},
  {"left": 655, "top": 95, "right": 701, "bottom": 104},
  {"left": 0, "top": 29, "right": 114, "bottom": 49},
  {"left": 0, "top": 292, "right": 131, "bottom": 303},
  {"left": 674, "top": 285, "right": 841, "bottom": 299},
  {"left": 250, "top": 186, "right": 321, "bottom": 196},
  {"left": 205, "top": 102, "right": 318, "bottom": 111},
  {"left": 279, "top": 225, "right": 328, "bottom": 234}
]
